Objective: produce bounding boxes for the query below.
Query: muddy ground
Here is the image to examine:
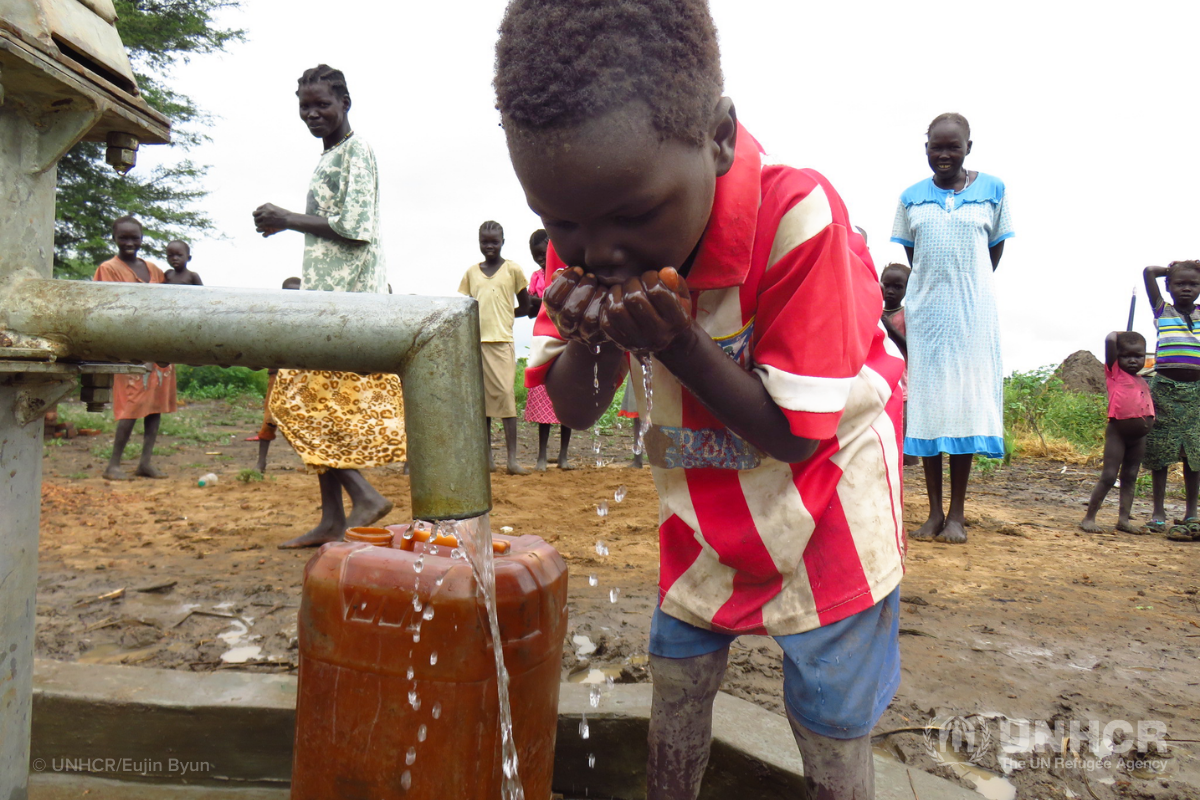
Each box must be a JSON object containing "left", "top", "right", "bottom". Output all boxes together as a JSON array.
[{"left": 34, "top": 398, "right": 1200, "bottom": 800}]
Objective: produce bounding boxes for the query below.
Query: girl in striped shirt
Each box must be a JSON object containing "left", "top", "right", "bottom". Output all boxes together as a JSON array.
[{"left": 1142, "top": 260, "right": 1200, "bottom": 539}]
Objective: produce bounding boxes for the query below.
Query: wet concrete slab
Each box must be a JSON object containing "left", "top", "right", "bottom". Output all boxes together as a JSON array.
[{"left": 32, "top": 660, "right": 979, "bottom": 800}]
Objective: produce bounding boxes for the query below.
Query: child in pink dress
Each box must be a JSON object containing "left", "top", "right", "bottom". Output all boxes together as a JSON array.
[
  {"left": 524, "top": 230, "right": 573, "bottom": 470},
  {"left": 1080, "top": 331, "right": 1154, "bottom": 533}
]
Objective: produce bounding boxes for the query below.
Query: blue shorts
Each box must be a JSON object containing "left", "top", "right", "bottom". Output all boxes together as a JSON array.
[{"left": 649, "top": 587, "right": 901, "bottom": 739}]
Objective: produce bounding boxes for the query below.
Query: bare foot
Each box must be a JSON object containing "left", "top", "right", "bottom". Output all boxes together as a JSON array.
[
  {"left": 135, "top": 464, "right": 167, "bottom": 479},
  {"left": 1079, "top": 518, "right": 1103, "bottom": 533},
  {"left": 255, "top": 460, "right": 267, "bottom": 474},
  {"left": 934, "top": 519, "right": 968, "bottom": 544},
  {"left": 1115, "top": 520, "right": 1141, "bottom": 534},
  {"left": 627, "top": 456, "right": 644, "bottom": 469},
  {"left": 346, "top": 497, "right": 393, "bottom": 529},
  {"left": 103, "top": 466, "right": 129, "bottom": 481},
  {"left": 278, "top": 522, "right": 344, "bottom": 549},
  {"left": 910, "top": 515, "right": 943, "bottom": 541},
  {"left": 536, "top": 457, "right": 548, "bottom": 472},
  {"left": 507, "top": 460, "right": 529, "bottom": 475},
  {"left": 558, "top": 456, "right": 575, "bottom": 471}
]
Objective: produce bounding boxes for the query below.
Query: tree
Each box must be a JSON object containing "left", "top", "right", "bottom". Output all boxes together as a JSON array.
[{"left": 53, "top": 0, "right": 242, "bottom": 279}]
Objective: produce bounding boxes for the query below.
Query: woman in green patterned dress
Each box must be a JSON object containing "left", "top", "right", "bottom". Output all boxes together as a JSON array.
[{"left": 253, "top": 65, "right": 406, "bottom": 549}]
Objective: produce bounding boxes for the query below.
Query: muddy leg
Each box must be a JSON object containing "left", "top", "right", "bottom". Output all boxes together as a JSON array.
[
  {"left": 911, "top": 454, "right": 944, "bottom": 540},
  {"left": 1150, "top": 468, "right": 1169, "bottom": 525},
  {"left": 557, "top": 425, "right": 574, "bottom": 470},
  {"left": 1115, "top": 433, "right": 1147, "bottom": 533},
  {"left": 341, "top": 468, "right": 393, "bottom": 528},
  {"left": 256, "top": 439, "right": 270, "bottom": 474},
  {"left": 504, "top": 417, "right": 528, "bottom": 475},
  {"left": 935, "top": 453, "right": 972, "bottom": 543},
  {"left": 787, "top": 714, "right": 874, "bottom": 800},
  {"left": 1082, "top": 421, "right": 1124, "bottom": 532},
  {"left": 1184, "top": 460, "right": 1199, "bottom": 521},
  {"left": 135, "top": 414, "right": 166, "bottom": 478},
  {"left": 536, "top": 423, "right": 550, "bottom": 471},
  {"left": 104, "top": 418, "right": 137, "bottom": 480},
  {"left": 278, "top": 471, "right": 346, "bottom": 548},
  {"left": 647, "top": 648, "right": 729, "bottom": 800}
]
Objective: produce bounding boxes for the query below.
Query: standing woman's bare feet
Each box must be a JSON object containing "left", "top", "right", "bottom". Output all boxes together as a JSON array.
[
  {"left": 934, "top": 518, "right": 967, "bottom": 543},
  {"left": 103, "top": 466, "right": 129, "bottom": 481},
  {"left": 1079, "top": 518, "right": 1104, "bottom": 533},
  {"left": 910, "top": 512, "right": 943, "bottom": 541},
  {"left": 135, "top": 464, "right": 167, "bottom": 479},
  {"left": 278, "top": 521, "right": 345, "bottom": 549}
]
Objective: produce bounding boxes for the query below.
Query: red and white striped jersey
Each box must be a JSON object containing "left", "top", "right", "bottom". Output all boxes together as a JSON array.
[{"left": 526, "top": 125, "right": 906, "bottom": 635}]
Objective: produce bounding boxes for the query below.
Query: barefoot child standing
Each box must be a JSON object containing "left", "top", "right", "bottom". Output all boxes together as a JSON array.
[
  {"left": 880, "top": 262, "right": 917, "bottom": 467},
  {"left": 163, "top": 240, "right": 204, "bottom": 285},
  {"left": 94, "top": 216, "right": 177, "bottom": 481},
  {"left": 497, "top": 2, "right": 905, "bottom": 797},
  {"left": 523, "top": 229, "right": 573, "bottom": 470},
  {"left": 1142, "top": 261, "right": 1200, "bottom": 540},
  {"left": 459, "top": 220, "right": 531, "bottom": 474},
  {"left": 1080, "top": 331, "right": 1153, "bottom": 533}
]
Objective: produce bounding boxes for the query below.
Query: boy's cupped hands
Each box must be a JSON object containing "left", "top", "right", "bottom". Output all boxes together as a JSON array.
[{"left": 543, "top": 266, "right": 693, "bottom": 355}]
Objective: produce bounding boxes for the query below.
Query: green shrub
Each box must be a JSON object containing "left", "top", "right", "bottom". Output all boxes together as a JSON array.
[
  {"left": 1004, "top": 366, "right": 1107, "bottom": 457},
  {"left": 176, "top": 366, "right": 268, "bottom": 399}
]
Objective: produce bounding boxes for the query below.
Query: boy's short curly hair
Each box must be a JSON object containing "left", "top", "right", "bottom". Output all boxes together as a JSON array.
[
  {"left": 494, "top": 0, "right": 723, "bottom": 146},
  {"left": 1115, "top": 331, "right": 1146, "bottom": 353}
]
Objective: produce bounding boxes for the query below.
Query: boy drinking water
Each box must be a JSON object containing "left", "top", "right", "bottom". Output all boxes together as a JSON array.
[
  {"left": 1080, "top": 331, "right": 1153, "bottom": 534},
  {"left": 163, "top": 240, "right": 204, "bottom": 285},
  {"left": 1142, "top": 261, "right": 1200, "bottom": 540},
  {"left": 459, "top": 221, "right": 531, "bottom": 474},
  {"left": 497, "top": 1, "right": 905, "bottom": 797}
]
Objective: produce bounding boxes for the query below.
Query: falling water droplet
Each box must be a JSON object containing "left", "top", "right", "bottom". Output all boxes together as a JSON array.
[
  {"left": 605, "top": 674, "right": 615, "bottom": 689},
  {"left": 406, "top": 666, "right": 415, "bottom": 680},
  {"left": 593, "top": 362, "right": 599, "bottom": 390},
  {"left": 429, "top": 545, "right": 439, "bottom": 556},
  {"left": 412, "top": 595, "right": 423, "bottom": 612},
  {"left": 588, "top": 574, "right": 598, "bottom": 587},
  {"left": 432, "top": 702, "right": 442, "bottom": 720},
  {"left": 400, "top": 771, "right": 412, "bottom": 790},
  {"left": 435, "top": 575, "right": 445, "bottom": 587},
  {"left": 589, "top": 684, "right": 601, "bottom": 708},
  {"left": 451, "top": 548, "right": 463, "bottom": 560},
  {"left": 402, "top": 529, "right": 415, "bottom": 541},
  {"left": 408, "top": 690, "right": 419, "bottom": 707},
  {"left": 414, "top": 555, "right": 425, "bottom": 573},
  {"left": 430, "top": 651, "right": 438, "bottom": 666},
  {"left": 597, "top": 500, "right": 608, "bottom": 518},
  {"left": 413, "top": 631, "right": 421, "bottom": 643},
  {"left": 418, "top": 724, "right": 428, "bottom": 742},
  {"left": 593, "top": 344, "right": 602, "bottom": 355},
  {"left": 406, "top": 747, "right": 416, "bottom": 765},
  {"left": 588, "top": 753, "right": 596, "bottom": 769},
  {"left": 615, "top": 485, "right": 627, "bottom": 503},
  {"left": 595, "top": 541, "right": 608, "bottom": 556},
  {"left": 609, "top": 588, "right": 621, "bottom": 603},
  {"left": 593, "top": 439, "right": 602, "bottom": 454},
  {"left": 579, "top": 713, "right": 590, "bottom": 740},
  {"left": 423, "top": 606, "right": 435, "bottom": 621}
]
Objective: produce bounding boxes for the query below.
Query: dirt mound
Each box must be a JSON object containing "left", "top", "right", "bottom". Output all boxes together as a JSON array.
[{"left": 1059, "top": 349, "right": 1105, "bottom": 394}]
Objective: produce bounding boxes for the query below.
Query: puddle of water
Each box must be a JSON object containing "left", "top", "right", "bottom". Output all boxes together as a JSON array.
[
  {"left": 568, "top": 668, "right": 622, "bottom": 684},
  {"left": 938, "top": 746, "right": 1017, "bottom": 800},
  {"left": 572, "top": 634, "right": 597, "bottom": 657},
  {"left": 220, "top": 645, "right": 263, "bottom": 663}
]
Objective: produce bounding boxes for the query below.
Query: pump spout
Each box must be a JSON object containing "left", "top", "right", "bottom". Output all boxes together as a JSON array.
[{"left": 0, "top": 277, "right": 492, "bottom": 521}]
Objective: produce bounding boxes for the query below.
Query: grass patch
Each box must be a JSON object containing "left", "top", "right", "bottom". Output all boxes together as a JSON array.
[
  {"left": 176, "top": 366, "right": 268, "bottom": 400},
  {"left": 237, "top": 468, "right": 264, "bottom": 483},
  {"left": 1004, "top": 366, "right": 1106, "bottom": 462}
]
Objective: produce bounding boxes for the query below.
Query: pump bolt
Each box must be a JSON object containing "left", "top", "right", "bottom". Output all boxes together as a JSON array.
[{"left": 105, "top": 132, "right": 139, "bottom": 174}]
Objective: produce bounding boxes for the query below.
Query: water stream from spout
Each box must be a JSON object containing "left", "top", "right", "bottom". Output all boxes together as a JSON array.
[{"left": 444, "top": 515, "right": 525, "bottom": 800}]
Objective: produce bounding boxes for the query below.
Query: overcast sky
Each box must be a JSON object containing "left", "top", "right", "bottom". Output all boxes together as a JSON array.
[{"left": 134, "top": 0, "right": 1199, "bottom": 372}]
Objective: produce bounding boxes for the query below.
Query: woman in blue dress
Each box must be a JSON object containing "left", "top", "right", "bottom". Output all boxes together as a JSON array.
[{"left": 890, "top": 113, "right": 1014, "bottom": 544}]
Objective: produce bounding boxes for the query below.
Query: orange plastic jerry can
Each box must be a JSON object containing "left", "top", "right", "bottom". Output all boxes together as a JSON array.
[{"left": 291, "top": 526, "right": 568, "bottom": 799}]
